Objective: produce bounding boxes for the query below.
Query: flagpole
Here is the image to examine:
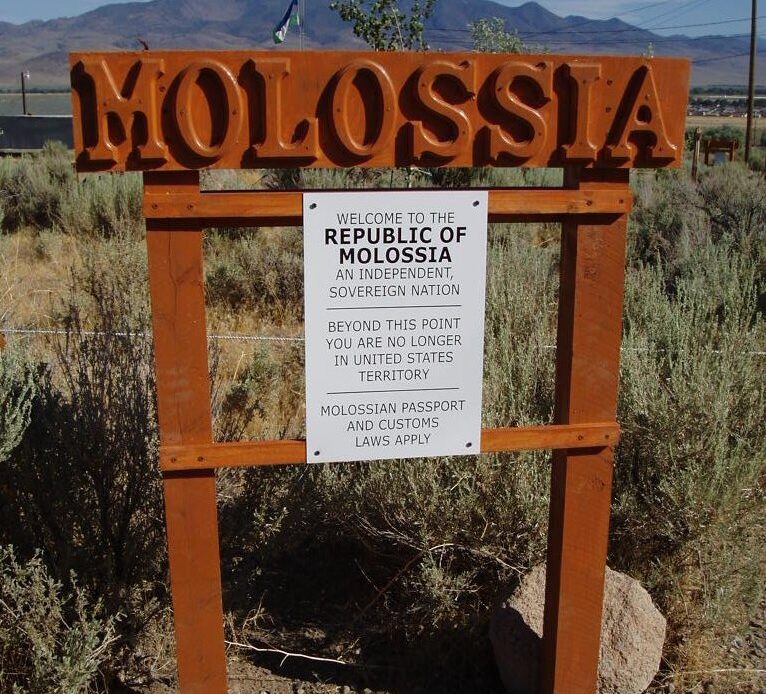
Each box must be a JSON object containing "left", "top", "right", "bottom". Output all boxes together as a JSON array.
[{"left": 299, "top": 0, "right": 304, "bottom": 50}]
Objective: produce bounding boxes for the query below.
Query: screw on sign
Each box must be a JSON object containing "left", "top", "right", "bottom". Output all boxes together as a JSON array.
[{"left": 69, "top": 50, "right": 690, "bottom": 693}]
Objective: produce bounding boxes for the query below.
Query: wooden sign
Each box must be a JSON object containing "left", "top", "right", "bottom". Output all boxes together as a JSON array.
[
  {"left": 69, "top": 49, "right": 691, "bottom": 694},
  {"left": 70, "top": 50, "right": 688, "bottom": 172},
  {"left": 303, "top": 190, "right": 488, "bottom": 463}
]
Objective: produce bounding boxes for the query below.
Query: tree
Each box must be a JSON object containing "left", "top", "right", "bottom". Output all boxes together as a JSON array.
[
  {"left": 329, "top": 0, "right": 436, "bottom": 51},
  {"left": 469, "top": 17, "right": 525, "bottom": 53}
]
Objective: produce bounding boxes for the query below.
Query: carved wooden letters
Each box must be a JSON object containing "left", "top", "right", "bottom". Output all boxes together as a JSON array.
[{"left": 70, "top": 51, "right": 690, "bottom": 171}]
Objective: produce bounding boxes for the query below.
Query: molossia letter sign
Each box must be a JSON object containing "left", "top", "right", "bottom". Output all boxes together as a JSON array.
[
  {"left": 303, "top": 191, "right": 488, "bottom": 463},
  {"left": 70, "top": 50, "right": 690, "bottom": 172}
]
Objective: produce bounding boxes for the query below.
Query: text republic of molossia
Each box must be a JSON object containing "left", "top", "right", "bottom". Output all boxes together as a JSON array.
[
  {"left": 328, "top": 229, "right": 463, "bottom": 297},
  {"left": 325, "top": 226, "right": 467, "bottom": 265}
]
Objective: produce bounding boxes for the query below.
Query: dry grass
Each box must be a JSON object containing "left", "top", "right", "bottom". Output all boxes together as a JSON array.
[{"left": 686, "top": 115, "right": 753, "bottom": 129}]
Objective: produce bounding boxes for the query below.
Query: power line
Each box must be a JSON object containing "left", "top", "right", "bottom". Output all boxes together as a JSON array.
[
  {"left": 636, "top": 0, "right": 716, "bottom": 28},
  {"left": 531, "top": 14, "right": 766, "bottom": 36},
  {"left": 692, "top": 51, "right": 752, "bottom": 64},
  {"left": 523, "top": 32, "right": 759, "bottom": 46},
  {"left": 642, "top": 14, "right": 766, "bottom": 33},
  {"left": 622, "top": 1, "right": 680, "bottom": 15},
  {"left": 481, "top": 0, "right": 680, "bottom": 40},
  {"left": 430, "top": 14, "right": 766, "bottom": 39}
]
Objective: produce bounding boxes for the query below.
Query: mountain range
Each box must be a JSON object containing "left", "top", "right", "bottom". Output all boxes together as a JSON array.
[{"left": 0, "top": 0, "right": 763, "bottom": 87}]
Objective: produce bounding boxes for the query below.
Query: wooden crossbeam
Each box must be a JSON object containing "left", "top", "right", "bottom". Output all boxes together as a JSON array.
[
  {"left": 159, "top": 422, "right": 619, "bottom": 471},
  {"left": 143, "top": 188, "right": 632, "bottom": 227}
]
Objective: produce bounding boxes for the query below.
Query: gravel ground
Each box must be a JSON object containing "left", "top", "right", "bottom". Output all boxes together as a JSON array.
[{"left": 723, "top": 597, "right": 766, "bottom": 693}]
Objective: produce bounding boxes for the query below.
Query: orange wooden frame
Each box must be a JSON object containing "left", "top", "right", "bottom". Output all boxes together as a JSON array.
[
  {"left": 70, "top": 49, "right": 690, "bottom": 694},
  {"left": 143, "top": 172, "right": 630, "bottom": 694}
]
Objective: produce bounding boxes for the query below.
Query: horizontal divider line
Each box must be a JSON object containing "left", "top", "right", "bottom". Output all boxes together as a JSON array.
[
  {"left": 326, "top": 304, "right": 461, "bottom": 310},
  {"left": 326, "top": 387, "right": 460, "bottom": 395},
  {"left": 159, "top": 422, "right": 620, "bottom": 472}
]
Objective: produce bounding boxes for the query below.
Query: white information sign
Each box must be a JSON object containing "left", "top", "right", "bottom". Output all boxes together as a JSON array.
[{"left": 303, "top": 190, "right": 488, "bottom": 464}]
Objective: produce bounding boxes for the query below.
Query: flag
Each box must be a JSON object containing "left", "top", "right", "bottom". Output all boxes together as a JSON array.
[{"left": 273, "top": 0, "right": 300, "bottom": 44}]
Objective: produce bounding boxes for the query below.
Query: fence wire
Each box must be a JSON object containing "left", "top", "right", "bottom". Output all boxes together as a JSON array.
[{"left": 1, "top": 326, "right": 764, "bottom": 356}]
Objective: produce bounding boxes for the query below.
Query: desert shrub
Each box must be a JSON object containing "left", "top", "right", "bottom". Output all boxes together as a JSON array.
[
  {"left": 697, "top": 162, "right": 766, "bottom": 246},
  {"left": 264, "top": 166, "right": 385, "bottom": 190},
  {"left": 0, "top": 347, "right": 35, "bottom": 463},
  {"left": 630, "top": 170, "right": 708, "bottom": 267},
  {"left": 616, "top": 241, "right": 765, "bottom": 558},
  {"left": 61, "top": 172, "right": 143, "bottom": 240},
  {"left": 0, "top": 546, "right": 118, "bottom": 693},
  {"left": 614, "top": 238, "right": 766, "bottom": 686},
  {"left": 0, "top": 142, "right": 75, "bottom": 232},
  {"left": 0, "top": 251, "right": 163, "bottom": 644},
  {"left": 205, "top": 227, "right": 304, "bottom": 322},
  {"left": 702, "top": 124, "right": 745, "bottom": 149},
  {"left": 0, "top": 141, "right": 141, "bottom": 238},
  {"left": 211, "top": 341, "right": 304, "bottom": 444}
]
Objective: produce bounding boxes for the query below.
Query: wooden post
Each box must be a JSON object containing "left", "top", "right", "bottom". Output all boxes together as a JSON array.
[
  {"left": 144, "top": 171, "right": 228, "bottom": 693},
  {"left": 691, "top": 127, "right": 701, "bottom": 182},
  {"left": 745, "top": 0, "right": 758, "bottom": 164},
  {"left": 541, "top": 167, "right": 630, "bottom": 694}
]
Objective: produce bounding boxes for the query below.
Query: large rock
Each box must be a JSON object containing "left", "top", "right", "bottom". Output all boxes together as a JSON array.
[{"left": 489, "top": 564, "right": 666, "bottom": 694}]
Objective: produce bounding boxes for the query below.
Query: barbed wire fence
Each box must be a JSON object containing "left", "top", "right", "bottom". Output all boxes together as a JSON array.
[{"left": 1, "top": 326, "right": 764, "bottom": 356}]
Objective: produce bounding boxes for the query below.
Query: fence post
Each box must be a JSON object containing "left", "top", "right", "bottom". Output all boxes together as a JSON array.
[
  {"left": 692, "top": 126, "right": 702, "bottom": 182},
  {"left": 541, "top": 167, "right": 630, "bottom": 694},
  {"left": 144, "top": 171, "right": 228, "bottom": 693}
]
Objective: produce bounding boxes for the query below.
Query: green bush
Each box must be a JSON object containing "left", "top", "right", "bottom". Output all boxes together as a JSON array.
[
  {"left": 698, "top": 162, "right": 766, "bottom": 246},
  {"left": 0, "top": 348, "right": 35, "bottom": 463},
  {"left": 205, "top": 227, "right": 304, "bottom": 322},
  {"left": 0, "top": 251, "right": 163, "bottom": 649},
  {"left": 614, "top": 239, "right": 766, "bottom": 682},
  {"left": 217, "top": 180, "right": 765, "bottom": 688},
  {"left": 630, "top": 169, "right": 708, "bottom": 268},
  {"left": 0, "top": 546, "right": 118, "bottom": 693},
  {"left": 0, "top": 142, "right": 142, "bottom": 238},
  {"left": 61, "top": 172, "right": 143, "bottom": 240},
  {"left": 0, "top": 142, "right": 74, "bottom": 232},
  {"left": 616, "top": 241, "right": 765, "bottom": 557}
]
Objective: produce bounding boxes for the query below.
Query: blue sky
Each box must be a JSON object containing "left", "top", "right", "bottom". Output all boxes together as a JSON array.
[{"left": 0, "top": 0, "right": 755, "bottom": 37}]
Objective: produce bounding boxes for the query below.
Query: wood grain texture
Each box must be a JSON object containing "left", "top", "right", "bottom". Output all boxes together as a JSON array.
[
  {"left": 142, "top": 187, "right": 632, "bottom": 227},
  {"left": 541, "top": 167, "right": 630, "bottom": 694},
  {"left": 159, "top": 423, "right": 619, "bottom": 471},
  {"left": 145, "top": 172, "right": 228, "bottom": 693}
]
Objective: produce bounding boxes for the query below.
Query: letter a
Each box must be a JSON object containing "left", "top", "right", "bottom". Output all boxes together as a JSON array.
[{"left": 607, "top": 65, "right": 676, "bottom": 161}]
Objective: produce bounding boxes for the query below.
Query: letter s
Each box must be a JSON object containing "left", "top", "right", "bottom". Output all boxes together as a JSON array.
[{"left": 488, "top": 61, "right": 552, "bottom": 162}]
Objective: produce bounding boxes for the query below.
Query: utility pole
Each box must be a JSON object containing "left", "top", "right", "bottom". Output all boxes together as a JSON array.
[
  {"left": 20, "top": 71, "right": 30, "bottom": 115},
  {"left": 745, "top": 0, "right": 757, "bottom": 164}
]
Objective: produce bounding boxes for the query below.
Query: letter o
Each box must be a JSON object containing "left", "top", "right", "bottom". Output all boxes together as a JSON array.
[
  {"left": 175, "top": 60, "right": 243, "bottom": 160},
  {"left": 331, "top": 60, "right": 397, "bottom": 158},
  {"left": 440, "top": 226, "right": 455, "bottom": 243}
]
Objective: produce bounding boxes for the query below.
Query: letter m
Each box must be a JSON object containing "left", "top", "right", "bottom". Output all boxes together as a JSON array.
[{"left": 76, "top": 57, "right": 168, "bottom": 165}]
